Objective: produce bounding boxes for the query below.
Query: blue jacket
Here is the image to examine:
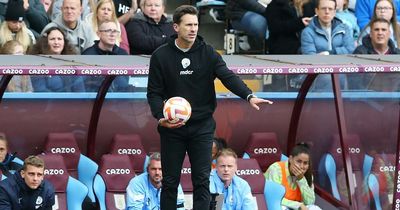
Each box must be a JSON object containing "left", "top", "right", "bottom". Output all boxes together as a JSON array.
[
  {"left": 301, "top": 17, "right": 355, "bottom": 55},
  {"left": 0, "top": 171, "right": 55, "bottom": 210},
  {"left": 209, "top": 170, "right": 256, "bottom": 210},
  {"left": 0, "top": 153, "right": 22, "bottom": 178},
  {"left": 126, "top": 172, "right": 185, "bottom": 210},
  {"left": 355, "top": 0, "right": 400, "bottom": 29}
]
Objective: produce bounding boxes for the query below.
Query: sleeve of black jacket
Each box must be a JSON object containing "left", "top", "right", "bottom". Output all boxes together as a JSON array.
[
  {"left": 147, "top": 53, "right": 166, "bottom": 120},
  {"left": 25, "top": 0, "right": 50, "bottom": 35},
  {"left": 211, "top": 47, "right": 252, "bottom": 100}
]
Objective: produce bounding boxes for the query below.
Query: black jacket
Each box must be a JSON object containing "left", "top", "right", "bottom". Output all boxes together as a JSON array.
[
  {"left": 125, "top": 12, "right": 175, "bottom": 55},
  {"left": 0, "top": 171, "right": 55, "bottom": 210},
  {"left": 82, "top": 40, "right": 128, "bottom": 55},
  {"left": 147, "top": 35, "right": 252, "bottom": 122},
  {"left": 225, "top": 0, "right": 266, "bottom": 21},
  {"left": 0, "top": 153, "right": 22, "bottom": 178},
  {"left": 353, "top": 36, "right": 400, "bottom": 54},
  {"left": 266, "top": 0, "right": 315, "bottom": 54}
]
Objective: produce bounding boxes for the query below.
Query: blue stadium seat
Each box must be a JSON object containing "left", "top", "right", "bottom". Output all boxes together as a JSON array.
[
  {"left": 264, "top": 180, "right": 285, "bottom": 210},
  {"left": 368, "top": 174, "right": 382, "bottom": 210},
  {"left": 319, "top": 153, "right": 341, "bottom": 200}
]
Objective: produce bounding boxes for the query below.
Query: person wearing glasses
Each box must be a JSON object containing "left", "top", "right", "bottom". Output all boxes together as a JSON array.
[
  {"left": 356, "top": 0, "right": 400, "bottom": 30},
  {"left": 125, "top": 0, "right": 175, "bottom": 55},
  {"left": 126, "top": 152, "right": 185, "bottom": 210},
  {"left": 301, "top": 0, "right": 354, "bottom": 55}
]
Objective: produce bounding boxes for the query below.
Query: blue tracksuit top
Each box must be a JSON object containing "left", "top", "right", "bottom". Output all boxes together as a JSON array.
[
  {"left": 125, "top": 172, "right": 185, "bottom": 210},
  {"left": 209, "top": 169, "right": 256, "bottom": 210}
]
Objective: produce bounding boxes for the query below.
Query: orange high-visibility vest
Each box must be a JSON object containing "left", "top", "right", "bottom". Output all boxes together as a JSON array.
[{"left": 278, "top": 161, "right": 302, "bottom": 202}]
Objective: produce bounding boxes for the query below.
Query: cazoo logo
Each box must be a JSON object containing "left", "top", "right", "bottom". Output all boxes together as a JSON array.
[
  {"left": 51, "top": 147, "right": 76, "bottom": 153},
  {"left": 105, "top": 168, "right": 131, "bottom": 175},
  {"left": 117, "top": 149, "right": 142, "bottom": 155},
  {"left": 336, "top": 147, "right": 360, "bottom": 154},
  {"left": 253, "top": 147, "right": 278, "bottom": 154},
  {"left": 44, "top": 169, "right": 65, "bottom": 175},
  {"left": 236, "top": 169, "right": 260, "bottom": 176}
]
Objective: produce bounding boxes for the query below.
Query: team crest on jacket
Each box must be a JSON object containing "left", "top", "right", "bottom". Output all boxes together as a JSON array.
[
  {"left": 181, "top": 58, "right": 190, "bottom": 69},
  {"left": 36, "top": 196, "right": 43, "bottom": 205}
]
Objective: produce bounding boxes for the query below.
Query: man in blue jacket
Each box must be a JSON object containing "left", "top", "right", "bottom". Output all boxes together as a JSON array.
[
  {"left": 209, "top": 148, "right": 256, "bottom": 210},
  {"left": 126, "top": 152, "right": 185, "bottom": 210},
  {"left": 0, "top": 155, "right": 55, "bottom": 210}
]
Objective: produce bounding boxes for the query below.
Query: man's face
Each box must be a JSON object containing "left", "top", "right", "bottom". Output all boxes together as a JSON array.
[
  {"left": 62, "top": 0, "right": 82, "bottom": 25},
  {"left": 0, "top": 140, "right": 7, "bottom": 162},
  {"left": 21, "top": 165, "right": 44, "bottom": 189},
  {"left": 97, "top": 22, "right": 119, "bottom": 46},
  {"left": 143, "top": 0, "right": 164, "bottom": 23},
  {"left": 148, "top": 160, "right": 162, "bottom": 186},
  {"left": 370, "top": 22, "right": 391, "bottom": 46},
  {"left": 216, "top": 155, "right": 237, "bottom": 183},
  {"left": 174, "top": 14, "right": 198, "bottom": 45},
  {"left": 316, "top": 0, "right": 336, "bottom": 26}
]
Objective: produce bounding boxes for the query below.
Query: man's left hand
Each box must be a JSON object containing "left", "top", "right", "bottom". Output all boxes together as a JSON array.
[{"left": 249, "top": 97, "right": 273, "bottom": 110}]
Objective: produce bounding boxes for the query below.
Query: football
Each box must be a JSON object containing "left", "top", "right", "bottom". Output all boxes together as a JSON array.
[{"left": 163, "top": 97, "right": 192, "bottom": 124}]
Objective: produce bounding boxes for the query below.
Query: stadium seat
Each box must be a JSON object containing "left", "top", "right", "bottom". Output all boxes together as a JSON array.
[
  {"left": 368, "top": 174, "right": 382, "bottom": 210},
  {"left": 93, "top": 154, "right": 135, "bottom": 210},
  {"left": 235, "top": 158, "right": 267, "bottom": 210},
  {"left": 264, "top": 180, "right": 285, "bottom": 210},
  {"left": 243, "top": 132, "right": 288, "bottom": 172},
  {"left": 44, "top": 132, "right": 98, "bottom": 203},
  {"left": 318, "top": 134, "right": 372, "bottom": 207},
  {"left": 39, "top": 154, "right": 88, "bottom": 210},
  {"left": 109, "top": 134, "right": 148, "bottom": 174}
]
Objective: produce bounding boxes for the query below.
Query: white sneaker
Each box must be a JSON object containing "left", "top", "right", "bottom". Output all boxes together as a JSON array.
[
  {"left": 238, "top": 35, "right": 251, "bottom": 51},
  {"left": 209, "top": 8, "right": 224, "bottom": 23}
]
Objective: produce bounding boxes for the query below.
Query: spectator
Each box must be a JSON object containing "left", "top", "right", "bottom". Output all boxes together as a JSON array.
[
  {"left": 0, "top": 133, "right": 23, "bottom": 178},
  {"left": 265, "top": 0, "right": 314, "bottom": 54},
  {"left": 0, "top": 0, "right": 49, "bottom": 36},
  {"left": 84, "top": 0, "right": 130, "bottom": 54},
  {"left": 355, "top": 0, "right": 400, "bottom": 29},
  {"left": 114, "top": 0, "right": 138, "bottom": 25},
  {"left": 0, "top": 0, "right": 35, "bottom": 53},
  {"left": 126, "top": 152, "right": 185, "bottom": 210},
  {"left": 50, "top": 0, "right": 91, "bottom": 21},
  {"left": 209, "top": 148, "right": 256, "bottom": 209},
  {"left": 0, "top": 40, "right": 33, "bottom": 92},
  {"left": 125, "top": 0, "right": 175, "bottom": 55},
  {"left": 358, "top": 0, "right": 400, "bottom": 47},
  {"left": 264, "top": 143, "right": 321, "bottom": 210},
  {"left": 0, "top": 155, "right": 55, "bottom": 209},
  {"left": 336, "top": 0, "right": 360, "bottom": 41},
  {"left": 30, "top": 27, "right": 86, "bottom": 92},
  {"left": 301, "top": 0, "right": 355, "bottom": 55},
  {"left": 225, "top": 0, "right": 268, "bottom": 50},
  {"left": 82, "top": 21, "right": 130, "bottom": 92},
  {"left": 42, "top": 0, "right": 95, "bottom": 53}
]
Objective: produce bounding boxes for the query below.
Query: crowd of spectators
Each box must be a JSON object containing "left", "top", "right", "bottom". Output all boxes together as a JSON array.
[{"left": 0, "top": 0, "right": 398, "bottom": 93}]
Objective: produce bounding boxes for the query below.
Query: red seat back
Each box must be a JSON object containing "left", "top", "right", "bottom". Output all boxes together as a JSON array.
[
  {"left": 236, "top": 158, "right": 267, "bottom": 210},
  {"left": 244, "top": 132, "right": 282, "bottom": 172},
  {"left": 329, "top": 134, "right": 365, "bottom": 170},
  {"left": 44, "top": 133, "right": 81, "bottom": 177},
  {"left": 109, "top": 134, "right": 147, "bottom": 173},
  {"left": 39, "top": 154, "right": 68, "bottom": 210}
]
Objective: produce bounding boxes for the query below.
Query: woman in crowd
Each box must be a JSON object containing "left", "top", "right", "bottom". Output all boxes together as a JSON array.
[
  {"left": 358, "top": 0, "right": 400, "bottom": 46},
  {"left": 265, "top": 143, "right": 321, "bottom": 210},
  {"left": 0, "top": 40, "right": 33, "bottom": 92},
  {"left": 85, "top": 0, "right": 130, "bottom": 54},
  {"left": 125, "top": 0, "right": 175, "bottom": 55},
  {"left": 28, "top": 27, "right": 86, "bottom": 92},
  {"left": 265, "top": 0, "right": 314, "bottom": 54}
]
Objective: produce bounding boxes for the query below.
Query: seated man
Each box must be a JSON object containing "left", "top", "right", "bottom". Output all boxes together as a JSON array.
[
  {"left": 0, "top": 155, "right": 55, "bottom": 209},
  {"left": 264, "top": 143, "right": 321, "bottom": 210},
  {"left": 126, "top": 152, "right": 185, "bottom": 210},
  {"left": 209, "top": 148, "right": 256, "bottom": 209},
  {"left": 0, "top": 133, "right": 22, "bottom": 177}
]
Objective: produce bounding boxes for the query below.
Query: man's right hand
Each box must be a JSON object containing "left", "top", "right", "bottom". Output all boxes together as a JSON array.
[{"left": 158, "top": 118, "right": 185, "bottom": 129}]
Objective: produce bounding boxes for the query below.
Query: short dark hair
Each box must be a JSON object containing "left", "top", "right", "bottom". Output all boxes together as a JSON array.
[
  {"left": 173, "top": 5, "right": 198, "bottom": 24},
  {"left": 23, "top": 155, "right": 45, "bottom": 170},
  {"left": 316, "top": 0, "right": 337, "bottom": 9},
  {"left": 370, "top": 17, "right": 391, "bottom": 29}
]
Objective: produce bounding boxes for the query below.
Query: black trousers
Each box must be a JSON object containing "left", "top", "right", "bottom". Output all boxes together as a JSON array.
[{"left": 159, "top": 117, "right": 215, "bottom": 210}]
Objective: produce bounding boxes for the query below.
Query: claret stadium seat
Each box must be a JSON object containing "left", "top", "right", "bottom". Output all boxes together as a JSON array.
[
  {"left": 93, "top": 154, "right": 135, "bottom": 210},
  {"left": 109, "top": 134, "right": 148, "bottom": 174},
  {"left": 39, "top": 154, "right": 88, "bottom": 210},
  {"left": 243, "top": 132, "right": 288, "bottom": 172},
  {"left": 235, "top": 158, "right": 267, "bottom": 210},
  {"left": 44, "top": 132, "right": 98, "bottom": 204}
]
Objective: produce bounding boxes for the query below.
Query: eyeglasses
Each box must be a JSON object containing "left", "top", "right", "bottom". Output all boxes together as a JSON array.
[
  {"left": 99, "top": 29, "right": 121, "bottom": 34},
  {"left": 377, "top": 6, "right": 392, "bottom": 11},
  {"left": 318, "top": 7, "right": 335, "bottom": 11}
]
